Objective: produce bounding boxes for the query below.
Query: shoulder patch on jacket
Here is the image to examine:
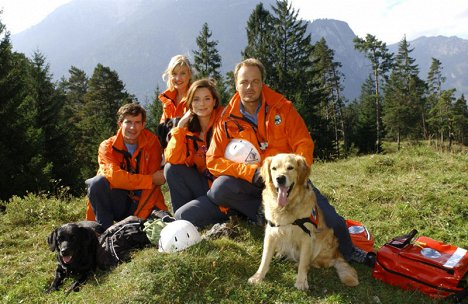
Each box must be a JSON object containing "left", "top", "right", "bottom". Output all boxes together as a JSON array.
[{"left": 274, "top": 114, "right": 282, "bottom": 125}]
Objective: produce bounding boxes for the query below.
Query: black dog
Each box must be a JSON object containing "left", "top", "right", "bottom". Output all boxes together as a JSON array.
[
  {"left": 46, "top": 221, "right": 104, "bottom": 294},
  {"left": 156, "top": 117, "right": 181, "bottom": 149}
]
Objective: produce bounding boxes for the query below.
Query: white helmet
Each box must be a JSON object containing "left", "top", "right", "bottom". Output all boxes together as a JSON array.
[
  {"left": 224, "top": 139, "right": 260, "bottom": 164},
  {"left": 158, "top": 220, "right": 201, "bottom": 253}
]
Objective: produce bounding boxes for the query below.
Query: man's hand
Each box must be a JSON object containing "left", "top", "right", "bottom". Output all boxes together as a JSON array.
[{"left": 152, "top": 170, "right": 166, "bottom": 186}]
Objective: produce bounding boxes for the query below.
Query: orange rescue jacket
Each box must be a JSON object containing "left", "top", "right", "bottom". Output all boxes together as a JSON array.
[
  {"left": 86, "top": 128, "right": 167, "bottom": 221},
  {"left": 158, "top": 88, "right": 188, "bottom": 123},
  {"left": 206, "top": 85, "right": 314, "bottom": 183},
  {"left": 164, "top": 107, "right": 224, "bottom": 178}
]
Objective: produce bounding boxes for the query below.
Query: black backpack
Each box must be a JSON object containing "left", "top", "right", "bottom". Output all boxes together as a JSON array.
[{"left": 96, "top": 216, "right": 151, "bottom": 270}]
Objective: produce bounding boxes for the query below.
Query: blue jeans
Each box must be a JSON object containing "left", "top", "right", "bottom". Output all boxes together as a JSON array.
[
  {"left": 86, "top": 175, "right": 135, "bottom": 230},
  {"left": 165, "top": 163, "right": 228, "bottom": 228},
  {"left": 207, "top": 175, "right": 263, "bottom": 220},
  {"left": 311, "top": 183, "right": 354, "bottom": 261}
]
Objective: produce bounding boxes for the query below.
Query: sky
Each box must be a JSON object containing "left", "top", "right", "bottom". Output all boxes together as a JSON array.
[{"left": 1, "top": 0, "right": 467, "bottom": 44}]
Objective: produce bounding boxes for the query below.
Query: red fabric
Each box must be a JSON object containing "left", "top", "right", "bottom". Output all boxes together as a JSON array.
[
  {"left": 158, "top": 89, "right": 187, "bottom": 123},
  {"left": 373, "top": 235, "right": 468, "bottom": 298},
  {"left": 86, "top": 128, "right": 166, "bottom": 221},
  {"left": 164, "top": 106, "right": 223, "bottom": 177},
  {"left": 346, "top": 219, "right": 375, "bottom": 252}
]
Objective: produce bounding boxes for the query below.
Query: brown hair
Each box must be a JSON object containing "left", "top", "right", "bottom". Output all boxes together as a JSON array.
[
  {"left": 185, "top": 78, "right": 220, "bottom": 133},
  {"left": 233, "top": 58, "right": 266, "bottom": 83},
  {"left": 117, "top": 103, "right": 146, "bottom": 123}
]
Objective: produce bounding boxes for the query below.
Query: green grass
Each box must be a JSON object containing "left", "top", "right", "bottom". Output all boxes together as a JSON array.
[{"left": 1, "top": 143, "right": 466, "bottom": 303}]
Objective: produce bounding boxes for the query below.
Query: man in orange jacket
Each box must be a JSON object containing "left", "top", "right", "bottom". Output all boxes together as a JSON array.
[
  {"left": 85, "top": 103, "right": 167, "bottom": 229},
  {"left": 205, "top": 58, "right": 373, "bottom": 265}
]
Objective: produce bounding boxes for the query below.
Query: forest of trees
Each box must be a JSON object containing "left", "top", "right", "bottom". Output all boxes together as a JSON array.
[{"left": 0, "top": 1, "right": 466, "bottom": 201}]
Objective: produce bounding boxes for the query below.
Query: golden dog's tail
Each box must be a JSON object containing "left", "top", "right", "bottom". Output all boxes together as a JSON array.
[{"left": 334, "top": 257, "right": 359, "bottom": 286}]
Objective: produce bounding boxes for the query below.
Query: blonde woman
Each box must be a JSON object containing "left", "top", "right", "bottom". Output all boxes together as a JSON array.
[{"left": 158, "top": 55, "right": 193, "bottom": 122}]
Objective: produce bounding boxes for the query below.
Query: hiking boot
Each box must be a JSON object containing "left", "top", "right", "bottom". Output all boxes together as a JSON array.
[
  {"left": 350, "top": 247, "right": 376, "bottom": 267},
  {"left": 150, "top": 209, "right": 175, "bottom": 223}
]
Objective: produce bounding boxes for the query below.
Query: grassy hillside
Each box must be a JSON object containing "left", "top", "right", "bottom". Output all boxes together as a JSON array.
[{"left": 0, "top": 143, "right": 466, "bottom": 303}]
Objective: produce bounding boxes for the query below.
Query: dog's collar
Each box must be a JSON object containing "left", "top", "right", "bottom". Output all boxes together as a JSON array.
[{"left": 266, "top": 205, "right": 319, "bottom": 237}]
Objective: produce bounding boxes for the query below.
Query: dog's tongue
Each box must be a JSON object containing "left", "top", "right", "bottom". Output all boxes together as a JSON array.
[
  {"left": 277, "top": 185, "right": 288, "bottom": 207},
  {"left": 62, "top": 255, "right": 72, "bottom": 264}
]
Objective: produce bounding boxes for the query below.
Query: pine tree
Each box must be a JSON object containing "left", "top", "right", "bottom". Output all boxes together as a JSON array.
[
  {"left": 79, "top": 64, "right": 131, "bottom": 179},
  {"left": 352, "top": 76, "right": 378, "bottom": 154},
  {"left": 29, "top": 51, "right": 74, "bottom": 191},
  {"left": 269, "top": 0, "right": 313, "bottom": 99},
  {"left": 383, "top": 36, "right": 425, "bottom": 149},
  {"left": 427, "top": 58, "right": 445, "bottom": 96},
  {"left": 312, "top": 38, "right": 346, "bottom": 157},
  {"left": 427, "top": 88, "right": 456, "bottom": 146},
  {"left": 146, "top": 84, "right": 163, "bottom": 134},
  {"left": 425, "top": 58, "right": 446, "bottom": 139},
  {"left": 192, "top": 22, "right": 227, "bottom": 103},
  {"left": 0, "top": 18, "right": 43, "bottom": 199},
  {"left": 57, "top": 66, "right": 89, "bottom": 192},
  {"left": 354, "top": 34, "right": 393, "bottom": 152},
  {"left": 193, "top": 22, "right": 222, "bottom": 80},
  {"left": 452, "top": 94, "right": 467, "bottom": 145},
  {"left": 242, "top": 3, "right": 275, "bottom": 85}
]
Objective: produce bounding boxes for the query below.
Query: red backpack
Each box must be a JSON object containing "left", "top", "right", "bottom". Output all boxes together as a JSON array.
[{"left": 373, "top": 229, "right": 468, "bottom": 301}]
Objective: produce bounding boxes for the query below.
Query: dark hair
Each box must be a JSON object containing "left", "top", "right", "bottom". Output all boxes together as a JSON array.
[
  {"left": 117, "top": 103, "right": 146, "bottom": 123},
  {"left": 185, "top": 78, "right": 220, "bottom": 133}
]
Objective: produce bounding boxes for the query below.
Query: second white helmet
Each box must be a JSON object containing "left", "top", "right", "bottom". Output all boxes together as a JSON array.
[
  {"left": 224, "top": 139, "right": 260, "bottom": 164},
  {"left": 158, "top": 220, "right": 201, "bottom": 253}
]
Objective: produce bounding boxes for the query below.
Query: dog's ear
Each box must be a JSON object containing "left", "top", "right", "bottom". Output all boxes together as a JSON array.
[
  {"left": 47, "top": 228, "right": 59, "bottom": 252},
  {"left": 260, "top": 156, "right": 273, "bottom": 186},
  {"left": 296, "top": 155, "right": 311, "bottom": 186}
]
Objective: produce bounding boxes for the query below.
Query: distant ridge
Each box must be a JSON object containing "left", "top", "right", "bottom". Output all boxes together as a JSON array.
[{"left": 11, "top": 0, "right": 468, "bottom": 102}]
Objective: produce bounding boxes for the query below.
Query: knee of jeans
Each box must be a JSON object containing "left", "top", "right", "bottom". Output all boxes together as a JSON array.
[
  {"left": 174, "top": 206, "right": 194, "bottom": 223},
  {"left": 163, "top": 162, "right": 172, "bottom": 178},
  {"left": 207, "top": 176, "right": 231, "bottom": 202},
  {"left": 87, "top": 175, "right": 110, "bottom": 195},
  {"left": 164, "top": 163, "right": 186, "bottom": 181}
]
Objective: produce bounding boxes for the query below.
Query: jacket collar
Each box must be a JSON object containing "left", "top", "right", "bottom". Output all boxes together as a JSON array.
[
  {"left": 112, "top": 128, "right": 152, "bottom": 152},
  {"left": 224, "top": 84, "right": 287, "bottom": 118}
]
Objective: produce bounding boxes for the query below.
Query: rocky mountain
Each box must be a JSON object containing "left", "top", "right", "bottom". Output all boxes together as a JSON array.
[
  {"left": 389, "top": 36, "right": 468, "bottom": 96},
  {"left": 11, "top": 0, "right": 468, "bottom": 102}
]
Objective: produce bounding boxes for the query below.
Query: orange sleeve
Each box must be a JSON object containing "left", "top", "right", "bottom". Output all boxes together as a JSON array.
[
  {"left": 284, "top": 104, "right": 314, "bottom": 166},
  {"left": 164, "top": 127, "right": 191, "bottom": 166},
  {"left": 206, "top": 122, "right": 258, "bottom": 183},
  {"left": 98, "top": 140, "right": 153, "bottom": 190}
]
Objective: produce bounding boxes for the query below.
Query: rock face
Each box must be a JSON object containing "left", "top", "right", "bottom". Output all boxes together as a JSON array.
[{"left": 11, "top": 0, "right": 468, "bottom": 102}]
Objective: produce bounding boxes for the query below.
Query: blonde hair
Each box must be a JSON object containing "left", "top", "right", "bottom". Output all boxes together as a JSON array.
[
  {"left": 234, "top": 58, "right": 266, "bottom": 83},
  {"left": 162, "top": 55, "right": 193, "bottom": 90}
]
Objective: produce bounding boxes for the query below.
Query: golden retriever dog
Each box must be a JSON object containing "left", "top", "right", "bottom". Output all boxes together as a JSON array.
[{"left": 248, "top": 153, "right": 358, "bottom": 290}]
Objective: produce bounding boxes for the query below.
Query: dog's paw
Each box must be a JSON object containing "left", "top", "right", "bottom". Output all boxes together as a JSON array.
[
  {"left": 294, "top": 278, "right": 309, "bottom": 290},
  {"left": 248, "top": 273, "right": 264, "bottom": 285}
]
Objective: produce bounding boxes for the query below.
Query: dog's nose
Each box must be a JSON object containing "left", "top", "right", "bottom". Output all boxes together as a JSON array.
[{"left": 276, "top": 175, "right": 286, "bottom": 186}]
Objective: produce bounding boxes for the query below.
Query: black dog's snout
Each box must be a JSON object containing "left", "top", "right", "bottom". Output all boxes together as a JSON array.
[
  {"left": 60, "top": 244, "right": 71, "bottom": 255},
  {"left": 276, "top": 175, "right": 286, "bottom": 186}
]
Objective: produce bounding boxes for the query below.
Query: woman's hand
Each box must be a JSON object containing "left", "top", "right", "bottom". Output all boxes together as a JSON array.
[{"left": 177, "top": 110, "right": 193, "bottom": 128}]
